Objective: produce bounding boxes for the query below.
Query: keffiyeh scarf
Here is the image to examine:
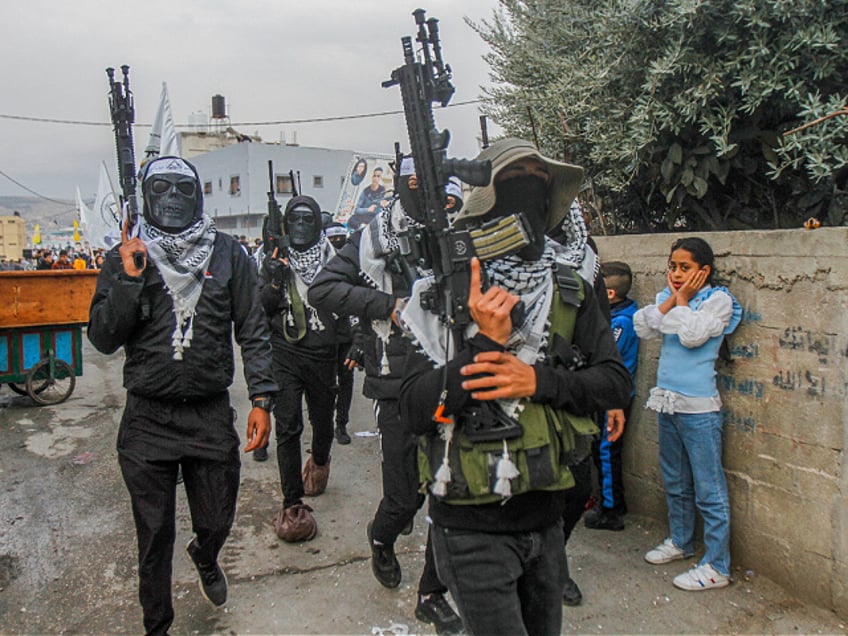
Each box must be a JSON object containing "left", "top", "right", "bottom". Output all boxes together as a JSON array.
[{"left": 140, "top": 216, "right": 217, "bottom": 360}]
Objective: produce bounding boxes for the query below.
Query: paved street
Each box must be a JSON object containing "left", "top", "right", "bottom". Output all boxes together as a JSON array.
[{"left": 0, "top": 336, "right": 845, "bottom": 635}]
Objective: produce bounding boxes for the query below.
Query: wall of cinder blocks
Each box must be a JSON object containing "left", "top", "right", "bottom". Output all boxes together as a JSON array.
[{"left": 595, "top": 228, "right": 848, "bottom": 618}]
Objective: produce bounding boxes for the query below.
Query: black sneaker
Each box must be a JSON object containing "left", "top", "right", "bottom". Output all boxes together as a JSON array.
[
  {"left": 584, "top": 506, "right": 624, "bottom": 531},
  {"left": 415, "top": 593, "right": 464, "bottom": 635},
  {"left": 367, "top": 521, "right": 401, "bottom": 588},
  {"left": 253, "top": 445, "right": 269, "bottom": 462},
  {"left": 185, "top": 538, "right": 227, "bottom": 607},
  {"left": 335, "top": 424, "right": 351, "bottom": 445},
  {"left": 400, "top": 519, "right": 414, "bottom": 536},
  {"left": 562, "top": 576, "right": 583, "bottom": 606}
]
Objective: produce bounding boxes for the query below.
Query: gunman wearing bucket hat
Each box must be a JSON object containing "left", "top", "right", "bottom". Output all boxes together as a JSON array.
[{"left": 399, "top": 138, "right": 631, "bottom": 635}]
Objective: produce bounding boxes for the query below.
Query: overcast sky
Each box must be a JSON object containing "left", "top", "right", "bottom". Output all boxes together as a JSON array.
[{"left": 0, "top": 0, "right": 504, "bottom": 201}]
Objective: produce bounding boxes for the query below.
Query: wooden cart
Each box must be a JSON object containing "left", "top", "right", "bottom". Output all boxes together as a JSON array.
[{"left": 0, "top": 270, "right": 99, "bottom": 405}]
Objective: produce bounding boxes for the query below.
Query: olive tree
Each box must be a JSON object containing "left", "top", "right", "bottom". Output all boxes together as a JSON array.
[{"left": 469, "top": 0, "right": 848, "bottom": 232}]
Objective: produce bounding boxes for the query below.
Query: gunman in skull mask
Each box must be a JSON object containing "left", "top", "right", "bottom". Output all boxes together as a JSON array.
[
  {"left": 88, "top": 156, "right": 277, "bottom": 636},
  {"left": 398, "top": 139, "right": 631, "bottom": 635},
  {"left": 258, "top": 195, "right": 341, "bottom": 543}
]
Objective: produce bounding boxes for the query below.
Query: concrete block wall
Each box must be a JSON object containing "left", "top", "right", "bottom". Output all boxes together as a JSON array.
[{"left": 595, "top": 228, "right": 848, "bottom": 618}]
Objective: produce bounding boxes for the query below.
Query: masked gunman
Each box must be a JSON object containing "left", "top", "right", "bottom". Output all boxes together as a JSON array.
[
  {"left": 88, "top": 156, "right": 277, "bottom": 636},
  {"left": 259, "top": 195, "right": 339, "bottom": 543},
  {"left": 399, "top": 139, "right": 631, "bottom": 635},
  {"left": 309, "top": 157, "right": 464, "bottom": 635}
]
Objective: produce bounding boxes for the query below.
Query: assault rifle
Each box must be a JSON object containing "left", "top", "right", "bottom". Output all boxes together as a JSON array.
[
  {"left": 263, "top": 160, "right": 289, "bottom": 258},
  {"left": 384, "top": 9, "right": 525, "bottom": 441},
  {"left": 106, "top": 65, "right": 144, "bottom": 269},
  {"left": 382, "top": 9, "right": 492, "bottom": 332}
]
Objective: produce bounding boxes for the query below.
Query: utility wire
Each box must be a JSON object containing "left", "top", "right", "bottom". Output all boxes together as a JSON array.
[
  {"left": 0, "top": 99, "right": 481, "bottom": 128},
  {"left": 0, "top": 169, "right": 74, "bottom": 206}
]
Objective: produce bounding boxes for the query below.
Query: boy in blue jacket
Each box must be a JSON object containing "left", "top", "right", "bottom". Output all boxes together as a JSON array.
[{"left": 585, "top": 261, "right": 639, "bottom": 531}]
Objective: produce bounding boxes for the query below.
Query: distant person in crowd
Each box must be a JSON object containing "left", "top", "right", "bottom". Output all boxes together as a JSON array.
[
  {"left": 584, "top": 261, "right": 639, "bottom": 533},
  {"left": 322, "top": 218, "right": 356, "bottom": 445},
  {"left": 258, "top": 195, "right": 339, "bottom": 543},
  {"left": 399, "top": 139, "right": 631, "bottom": 635},
  {"left": 239, "top": 235, "right": 252, "bottom": 255},
  {"left": 309, "top": 156, "right": 463, "bottom": 635},
  {"left": 635, "top": 236, "right": 742, "bottom": 591},
  {"left": 87, "top": 156, "right": 276, "bottom": 635},
  {"left": 52, "top": 250, "right": 73, "bottom": 270},
  {"left": 350, "top": 167, "right": 389, "bottom": 230},
  {"left": 36, "top": 250, "right": 54, "bottom": 270}
]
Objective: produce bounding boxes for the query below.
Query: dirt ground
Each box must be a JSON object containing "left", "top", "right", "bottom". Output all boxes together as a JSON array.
[{"left": 0, "top": 338, "right": 845, "bottom": 635}]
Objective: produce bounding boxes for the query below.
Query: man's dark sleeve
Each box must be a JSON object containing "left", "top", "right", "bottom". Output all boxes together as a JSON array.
[
  {"left": 230, "top": 243, "right": 278, "bottom": 399},
  {"left": 533, "top": 278, "right": 631, "bottom": 415},
  {"left": 87, "top": 249, "right": 144, "bottom": 354},
  {"left": 308, "top": 233, "right": 394, "bottom": 320},
  {"left": 399, "top": 334, "right": 506, "bottom": 436}
]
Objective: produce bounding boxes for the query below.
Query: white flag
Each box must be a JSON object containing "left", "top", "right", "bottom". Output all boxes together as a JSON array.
[
  {"left": 144, "top": 81, "right": 181, "bottom": 159},
  {"left": 89, "top": 161, "right": 122, "bottom": 249}
]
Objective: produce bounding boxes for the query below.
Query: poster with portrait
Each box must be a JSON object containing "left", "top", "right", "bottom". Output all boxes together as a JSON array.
[{"left": 334, "top": 152, "right": 394, "bottom": 232}]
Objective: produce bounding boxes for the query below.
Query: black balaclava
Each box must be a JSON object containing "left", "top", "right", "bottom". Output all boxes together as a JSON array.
[
  {"left": 284, "top": 195, "right": 322, "bottom": 249},
  {"left": 141, "top": 156, "right": 203, "bottom": 232},
  {"left": 484, "top": 174, "right": 549, "bottom": 261}
]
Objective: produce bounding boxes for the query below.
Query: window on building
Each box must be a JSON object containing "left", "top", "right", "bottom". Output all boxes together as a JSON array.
[
  {"left": 203, "top": 181, "right": 213, "bottom": 195},
  {"left": 229, "top": 175, "right": 241, "bottom": 196},
  {"left": 276, "top": 174, "right": 294, "bottom": 194},
  {"left": 313, "top": 175, "right": 323, "bottom": 188}
]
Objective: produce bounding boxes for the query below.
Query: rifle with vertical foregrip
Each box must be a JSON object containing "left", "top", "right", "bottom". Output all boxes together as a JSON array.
[
  {"left": 106, "top": 65, "right": 144, "bottom": 269},
  {"left": 383, "top": 9, "right": 526, "bottom": 440}
]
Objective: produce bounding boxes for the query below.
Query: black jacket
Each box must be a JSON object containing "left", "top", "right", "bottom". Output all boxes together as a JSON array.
[
  {"left": 88, "top": 232, "right": 277, "bottom": 402},
  {"left": 308, "top": 223, "right": 413, "bottom": 400},
  {"left": 259, "top": 252, "right": 340, "bottom": 361},
  {"left": 399, "top": 274, "right": 632, "bottom": 533}
]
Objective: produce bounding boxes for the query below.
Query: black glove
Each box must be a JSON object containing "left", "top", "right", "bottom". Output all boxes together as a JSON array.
[
  {"left": 262, "top": 256, "right": 286, "bottom": 287},
  {"left": 346, "top": 345, "right": 365, "bottom": 368}
]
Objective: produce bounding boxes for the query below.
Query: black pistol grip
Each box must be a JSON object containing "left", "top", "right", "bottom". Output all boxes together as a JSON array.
[
  {"left": 510, "top": 300, "right": 526, "bottom": 329},
  {"left": 132, "top": 252, "right": 145, "bottom": 271}
]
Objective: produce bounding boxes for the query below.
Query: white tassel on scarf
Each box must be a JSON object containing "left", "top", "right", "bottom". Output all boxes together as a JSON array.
[
  {"left": 431, "top": 422, "right": 453, "bottom": 497},
  {"left": 493, "top": 439, "right": 520, "bottom": 498},
  {"left": 171, "top": 309, "right": 195, "bottom": 361}
]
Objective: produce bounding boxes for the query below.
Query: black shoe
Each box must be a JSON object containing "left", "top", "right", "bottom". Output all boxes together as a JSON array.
[
  {"left": 562, "top": 576, "right": 583, "bottom": 606},
  {"left": 185, "top": 538, "right": 227, "bottom": 607},
  {"left": 400, "top": 519, "right": 413, "bottom": 536},
  {"left": 367, "top": 521, "right": 401, "bottom": 588},
  {"left": 335, "top": 424, "right": 351, "bottom": 445},
  {"left": 253, "top": 445, "right": 269, "bottom": 462},
  {"left": 415, "top": 593, "right": 464, "bottom": 635},
  {"left": 584, "top": 506, "right": 624, "bottom": 531}
]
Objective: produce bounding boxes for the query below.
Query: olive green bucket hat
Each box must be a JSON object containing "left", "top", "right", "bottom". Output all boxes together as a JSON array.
[{"left": 455, "top": 138, "right": 584, "bottom": 232}]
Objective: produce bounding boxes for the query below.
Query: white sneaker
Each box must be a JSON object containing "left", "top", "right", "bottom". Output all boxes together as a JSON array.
[
  {"left": 645, "top": 538, "right": 686, "bottom": 564},
  {"left": 673, "top": 563, "right": 730, "bottom": 591}
]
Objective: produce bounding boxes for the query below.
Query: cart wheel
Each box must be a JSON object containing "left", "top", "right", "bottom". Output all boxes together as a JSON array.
[
  {"left": 26, "top": 359, "right": 76, "bottom": 406},
  {"left": 9, "top": 379, "right": 50, "bottom": 396}
]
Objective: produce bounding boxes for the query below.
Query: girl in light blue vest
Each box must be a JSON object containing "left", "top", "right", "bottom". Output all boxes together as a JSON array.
[{"left": 634, "top": 237, "right": 742, "bottom": 591}]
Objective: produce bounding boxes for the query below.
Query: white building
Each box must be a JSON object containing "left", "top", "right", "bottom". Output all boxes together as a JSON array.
[{"left": 188, "top": 138, "right": 358, "bottom": 238}]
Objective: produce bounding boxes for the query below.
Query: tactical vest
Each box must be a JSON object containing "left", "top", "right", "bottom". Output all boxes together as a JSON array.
[{"left": 417, "top": 265, "right": 599, "bottom": 505}]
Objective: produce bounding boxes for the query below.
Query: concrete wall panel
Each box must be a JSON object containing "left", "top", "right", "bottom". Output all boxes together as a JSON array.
[{"left": 595, "top": 228, "right": 848, "bottom": 618}]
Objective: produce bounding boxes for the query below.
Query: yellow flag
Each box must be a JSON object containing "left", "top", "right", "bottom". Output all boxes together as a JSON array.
[
  {"left": 73, "top": 219, "right": 80, "bottom": 242},
  {"left": 33, "top": 224, "right": 42, "bottom": 245}
]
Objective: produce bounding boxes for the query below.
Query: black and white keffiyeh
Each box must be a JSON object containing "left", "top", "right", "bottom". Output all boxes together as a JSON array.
[
  {"left": 287, "top": 234, "right": 335, "bottom": 333},
  {"left": 550, "top": 199, "right": 600, "bottom": 282},
  {"left": 288, "top": 233, "right": 332, "bottom": 285},
  {"left": 140, "top": 216, "right": 217, "bottom": 360}
]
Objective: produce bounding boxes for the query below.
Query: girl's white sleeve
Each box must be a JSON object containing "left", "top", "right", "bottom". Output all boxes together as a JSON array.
[
  {"left": 634, "top": 304, "right": 663, "bottom": 339},
  {"left": 660, "top": 291, "right": 734, "bottom": 348}
]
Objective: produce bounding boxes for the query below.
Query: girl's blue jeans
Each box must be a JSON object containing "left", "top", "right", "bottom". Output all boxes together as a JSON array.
[{"left": 658, "top": 410, "right": 731, "bottom": 576}]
